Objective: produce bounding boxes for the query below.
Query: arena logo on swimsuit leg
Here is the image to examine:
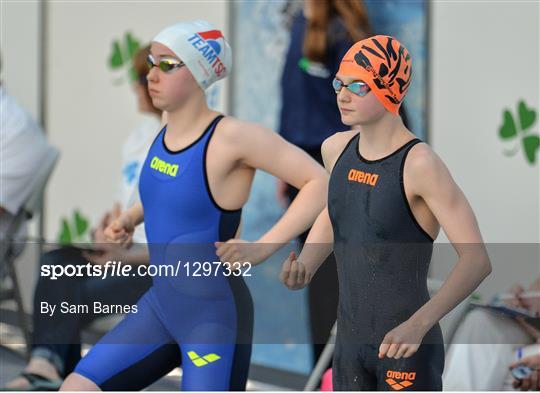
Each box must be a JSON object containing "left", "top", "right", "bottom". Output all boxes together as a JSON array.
[
  {"left": 385, "top": 370, "right": 416, "bottom": 390},
  {"left": 150, "top": 156, "right": 179, "bottom": 177},
  {"left": 187, "top": 30, "right": 227, "bottom": 77},
  {"left": 187, "top": 351, "right": 221, "bottom": 367},
  {"left": 347, "top": 168, "right": 379, "bottom": 186}
]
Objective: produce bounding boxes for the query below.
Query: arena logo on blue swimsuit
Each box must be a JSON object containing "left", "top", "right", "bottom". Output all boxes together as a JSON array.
[
  {"left": 150, "top": 156, "right": 179, "bottom": 177},
  {"left": 187, "top": 30, "right": 227, "bottom": 77},
  {"left": 187, "top": 351, "right": 221, "bottom": 367}
]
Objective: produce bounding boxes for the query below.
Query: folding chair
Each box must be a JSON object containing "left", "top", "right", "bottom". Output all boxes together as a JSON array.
[{"left": 0, "top": 146, "right": 60, "bottom": 357}]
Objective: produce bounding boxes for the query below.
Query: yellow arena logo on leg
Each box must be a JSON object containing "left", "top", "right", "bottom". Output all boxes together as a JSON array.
[
  {"left": 150, "top": 156, "right": 179, "bottom": 177},
  {"left": 187, "top": 351, "right": 221, "bottom": 367}
]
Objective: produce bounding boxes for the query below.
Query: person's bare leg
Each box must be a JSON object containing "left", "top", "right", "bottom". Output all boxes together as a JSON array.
[
  {"left": 60, "top": 373, "right": 100, "bottom": 391},
  {"left": 6, "top": 357, "right": 61, "bottom": 388}
]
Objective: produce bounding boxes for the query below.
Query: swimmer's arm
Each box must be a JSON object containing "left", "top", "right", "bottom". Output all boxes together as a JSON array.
[
  {"left": 235, "top": 121, "right": 328, "bottom": 246},
  {"left": 281, "top": 133, "right": 351, "bottom": 286},
  {"left": 406, "top": 146, "right": 492, "bottom": 333},
  {"left": 105, "top": 202, "right": 144, "bottom": 246},
  {"left": 123, "top": 201, "right": 144, "bottom": 226},
  {"left": 280, "top": 207, "right": 333, "bottom": 290},
  {"left": 295, "top": 207, "right": 334, "bottom": 275},
  {"left": 295, "top": 133, "right": 350, "bottom": 274}
]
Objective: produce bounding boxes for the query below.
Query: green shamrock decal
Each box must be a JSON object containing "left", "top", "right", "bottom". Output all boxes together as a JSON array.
[
  {"left": 108, "top": 31, "right": 141, "bottom": 85},
  {"left": 57, "top": 209, "right": 90, "bottom": 245},
  {"left": 499, "top": 100, "right": 539, "bottom": 165}
]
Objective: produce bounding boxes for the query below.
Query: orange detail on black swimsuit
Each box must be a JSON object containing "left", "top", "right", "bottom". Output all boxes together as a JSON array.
[
  {"left": 385, "top": 370, "right": 417, "bottom": 390},
  {"left": 347, "top": 168, "right": 380, "bottom": 186}
]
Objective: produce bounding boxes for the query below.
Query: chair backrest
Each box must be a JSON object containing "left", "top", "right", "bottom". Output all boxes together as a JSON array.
[
  {"left": 0, "top": 146, "right": 60, "bottom": 261},
  {"left": 21, "top": 146, "right": 60, "bottom": 219}
]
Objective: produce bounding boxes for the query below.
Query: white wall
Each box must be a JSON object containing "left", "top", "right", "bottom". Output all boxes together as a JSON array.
[
  {"left": 44, "top": 1, "right": 229, "bottom": 240},
  {"left": 429, "top": 1, "right": 539, "bottom": 296}
]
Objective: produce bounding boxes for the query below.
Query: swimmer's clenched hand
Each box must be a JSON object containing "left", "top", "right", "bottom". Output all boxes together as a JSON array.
[
  {"left": 280, "top": 252, "right": 312, "bottom": 291},
  {"left": 378, "top": 319, "right": 426, "bottom": 360},
  {"left": 104, "top": 213, "right": 135, "bottom": 248}
]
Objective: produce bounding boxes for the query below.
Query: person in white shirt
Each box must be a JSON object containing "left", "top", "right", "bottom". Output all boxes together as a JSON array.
[
  {"left": 5, "top": 45, "right": 163, "bottom": 390},
  {"left": 0, "top": 82, "right": 50, "bottom": 245}
]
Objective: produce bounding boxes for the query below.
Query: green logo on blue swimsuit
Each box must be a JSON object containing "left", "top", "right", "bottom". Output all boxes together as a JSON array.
[
  {"left": 499, "top": 100, "right": 539, "bottom": 165},
  {"left": 150, "top": 156, "right": 179, "bottom": 177},
  {"left": 187, "top": 351, "right": 221, "bottom": 367},
  {"left": 108, "top": 31, "right": 142, "bottom": 86}
]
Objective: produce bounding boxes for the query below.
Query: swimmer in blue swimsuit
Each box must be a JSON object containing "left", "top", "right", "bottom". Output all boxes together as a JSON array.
[{"left": 60, "top": 20, "right": 328, "bottom": 391}]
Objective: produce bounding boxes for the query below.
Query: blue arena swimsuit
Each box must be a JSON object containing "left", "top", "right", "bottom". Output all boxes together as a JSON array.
[{"left": 74, "top": 115, "right": 254, "bottom": 390}]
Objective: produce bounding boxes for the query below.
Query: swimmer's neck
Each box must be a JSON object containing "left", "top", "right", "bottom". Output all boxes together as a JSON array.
[
  {"left": 354, "top": 112, "right": 416, "bottom": 159},
  {"left": 166, "top": 94, "right": 220, "bottom": 139}
]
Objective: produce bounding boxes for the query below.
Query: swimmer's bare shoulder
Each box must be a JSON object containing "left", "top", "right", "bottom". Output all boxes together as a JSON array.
[
  {"left": 206, "top": 115, "right": 259, "bottom": 167},
  {"left": 321, "top": 130, "right": 358, "bottom": 173},
  {"left": 213, "top": 116, "right": 326, "bottom": 180},
  {"left": 404, "top": 141, "right": 451, "bottom": 196},
  {"left": 212, "top": 115, "right": 274, "bottom": 159}
]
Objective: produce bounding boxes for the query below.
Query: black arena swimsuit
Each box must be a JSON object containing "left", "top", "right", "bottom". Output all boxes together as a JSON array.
[{"left": 328, "top": 133, "right": 444, "bottom": 391}]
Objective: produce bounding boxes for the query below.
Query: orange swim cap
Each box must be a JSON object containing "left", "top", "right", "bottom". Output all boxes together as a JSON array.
[{"left": 338, "top": 35, "right": 412, "bottom": 115}]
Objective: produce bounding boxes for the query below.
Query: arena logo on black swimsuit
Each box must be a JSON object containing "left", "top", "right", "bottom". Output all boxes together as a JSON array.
[
  {"left": 348, "top": 168, "right": 379, "bottom": 187},
  {"left": 187, "top": 30, "right": 227, "bottom": 77},
  {"left": 385, "top": 370, "right": 416, "bottom": 390}
]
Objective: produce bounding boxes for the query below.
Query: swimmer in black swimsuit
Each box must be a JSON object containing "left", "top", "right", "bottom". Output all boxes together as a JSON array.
[{"left": 280, "top": 35, "right": 492, "bottom": 391}]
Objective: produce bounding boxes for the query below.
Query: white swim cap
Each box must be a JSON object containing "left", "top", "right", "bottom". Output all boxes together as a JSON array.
[{"left": 152, "top": 20, "right": 232, "bottom": 90}]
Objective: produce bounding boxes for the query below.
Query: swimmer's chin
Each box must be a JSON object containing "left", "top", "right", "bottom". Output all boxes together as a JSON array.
[{"left": 340, "top": 116, "right": 359, "bottom": 127}]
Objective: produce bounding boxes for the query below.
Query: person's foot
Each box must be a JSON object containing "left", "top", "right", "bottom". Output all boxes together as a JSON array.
[{"left": 6, "top": 357, "right": 61, "bottom": 389}]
